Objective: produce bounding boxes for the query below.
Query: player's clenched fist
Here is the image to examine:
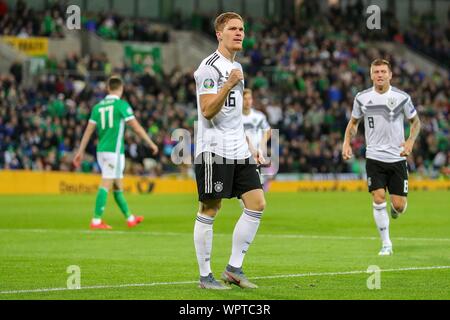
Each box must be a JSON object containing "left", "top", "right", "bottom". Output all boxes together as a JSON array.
[
  {"left": 342, "top": 143, "right": 353, "bottom": 160},
  {"left": 226, "top": 69, "right": 243, "bottom": 88}
]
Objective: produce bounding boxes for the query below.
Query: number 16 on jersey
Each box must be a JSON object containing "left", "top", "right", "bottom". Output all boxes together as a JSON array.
[{"left": 225, "top": 91, "right": 236, "bottom": 107}]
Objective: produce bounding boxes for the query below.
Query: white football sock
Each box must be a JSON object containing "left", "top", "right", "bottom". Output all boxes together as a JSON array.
[
  {"left": 127, "top": 214, "right": 135, "bottom": 222},
  {"left": 228, "top": 208, "right": 262, "bottom": 268},
  {"left": 92, "top": 218, "right": 101, "bottom": 225},
  {"left": 194, "top": 213, "right": 214, "bottom": 277},
  {"left": 373, "top": 202, "right": 392, "bottom": 247}
]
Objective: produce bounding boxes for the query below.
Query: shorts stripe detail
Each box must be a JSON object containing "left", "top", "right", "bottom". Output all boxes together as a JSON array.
[
  {"left": 207, "top": 152, "right": 210, "bottom": 193},
  {"left": 204, "top": 153, "right": 207, "bottom": 193},
  {"left": 209, "top": 152, "right": 212, "bottom": 193},
  {"left": 205, "top": 152, "right": 212, "bottom": 193}
]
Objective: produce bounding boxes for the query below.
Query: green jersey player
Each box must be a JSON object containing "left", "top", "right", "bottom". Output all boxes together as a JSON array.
[{"left": 73, "top": 76, "right": 159, "bottom": 229}]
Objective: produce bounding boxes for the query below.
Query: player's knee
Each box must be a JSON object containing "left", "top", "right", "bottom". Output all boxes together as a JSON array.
[
  {"left": 392, "top": 200, "right": 406, "bottom": 213},
  {"left": 101, "top": 179, "right": 113, "bottom": 190},
  {"left": 248, "top": 198, "right": 266, "bottom": 212},
  {"left": 200, "top": 207, "right": 219, "bottom": 218},
  {"left": 372, "top": 193, "right": 386, "bottom": 205},
  {"left": 112, "top": 180, "right": 122, "bottom": 190},
  {"left": 257, "top": 198, "right": 266, "bottom": 212},
  {"left": 203, "top": 209, "right": 218, "bottom": 218},
  {"left": 200, "top": 201, "right": 221, "bottom": 217}
]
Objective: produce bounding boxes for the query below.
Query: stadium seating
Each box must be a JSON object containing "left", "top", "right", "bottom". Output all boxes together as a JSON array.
[{"left": 0, "top": 0, "right": 448, "bottom": 179}]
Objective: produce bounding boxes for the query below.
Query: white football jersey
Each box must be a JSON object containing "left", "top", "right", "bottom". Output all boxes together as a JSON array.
[
  {"left": 194, "top": 50, "right": 250, "bottom": 160},
  {"left": 242, "top": 109, "right": 270, "bottom": 151},
  {"left": 351, "top": 86, "right": 417, "bottom": 163}
]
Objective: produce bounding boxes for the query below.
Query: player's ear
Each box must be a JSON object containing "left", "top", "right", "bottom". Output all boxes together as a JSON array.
[{"left": 216, "top": 31, "right": 222, "bottom": 41}]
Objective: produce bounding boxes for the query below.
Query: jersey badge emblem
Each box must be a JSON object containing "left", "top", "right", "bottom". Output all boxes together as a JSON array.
[{"left": 203, "top": 79, "right": 215, "bottom": 89}]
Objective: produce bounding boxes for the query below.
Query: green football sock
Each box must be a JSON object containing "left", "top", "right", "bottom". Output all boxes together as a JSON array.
[
  {"left": 94, "top": 187, "right": 109, "bottom": 219},
  {"left": 113, "top": 190, "right": 131, "bottom": 218}
]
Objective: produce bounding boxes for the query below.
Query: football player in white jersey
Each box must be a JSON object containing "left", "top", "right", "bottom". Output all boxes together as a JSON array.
[
  {"left": 242, "top": 88, "right": 272, "bottom": 191},
  {"left": 342, "top": 59, "right": 421, "bottom": 256},
  {"left": 193, "top": 12, "right": 266, "bottom": 289}
]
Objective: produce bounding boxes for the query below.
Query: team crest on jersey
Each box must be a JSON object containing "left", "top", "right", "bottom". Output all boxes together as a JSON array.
[
  {"left": 387, "top": 97, "right": 397, "bottom": 109},
  {"left": 214, "top": 181, "right": 224, "bottom": 193},
  {"left": 203, "top": 79, "right": 215, "bottom": 89}
]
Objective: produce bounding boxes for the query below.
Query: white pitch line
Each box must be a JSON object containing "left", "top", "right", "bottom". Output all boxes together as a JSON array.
[
  {"left": 1, "top": 265, "right": 449, "bottom": 295},
  {"left": 1, "top": 228, "right": 450, "bottom": 242},
  {"left": 251, "top": 265, "right": 450, "bottom": 280},
  {"left": 0, "top": 280, "right": 198, "bottom": 295}
]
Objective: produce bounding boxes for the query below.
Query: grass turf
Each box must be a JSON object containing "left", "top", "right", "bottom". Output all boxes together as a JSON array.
[{"left": 0, "top": 191, "right": 449, "bottom": 300}]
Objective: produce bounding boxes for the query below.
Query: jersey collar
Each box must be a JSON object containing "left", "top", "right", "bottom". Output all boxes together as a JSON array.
[
  {"left": 373, "top": 85, "right": 391, "bottom": 95},
  {"left": 105, "top": 94, "right": 120, "bottom": 100},
  {"left": 216, "top": 49, "right": 235, "bottom": 64}
]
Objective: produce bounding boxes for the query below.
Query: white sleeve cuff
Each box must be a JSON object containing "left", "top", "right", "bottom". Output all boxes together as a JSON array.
[{"left": 407, "top": 110, "right": 417, "bottom": 120}]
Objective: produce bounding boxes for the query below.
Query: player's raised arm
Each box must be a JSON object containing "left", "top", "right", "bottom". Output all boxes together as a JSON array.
[
  {"left": 200, "top": 69, "right": 243, "bottom": 120},
  {"left": 400, "top": 114, "right": 421, "bottom": 157},
  {"left": 73, "top": 121, "right": 96, "bottom": 168},
  {"left": 127, "top": 118, "right": 159, "bottom": 155}
]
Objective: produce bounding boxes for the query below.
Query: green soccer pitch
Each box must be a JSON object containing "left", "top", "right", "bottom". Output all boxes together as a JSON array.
[{"left": 0, "top": 191, "right": 449, "bottom": 300}]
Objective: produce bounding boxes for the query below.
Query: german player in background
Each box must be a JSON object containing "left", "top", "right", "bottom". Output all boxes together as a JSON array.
[
  {"left": 242, "top": 88, "right": 272, "bottom": 191},
  {"left": 73, "top": 76, "right": 159, "bottom": 230},
  {"left": 342, "top": 59, "right": 421, "bottom": 256},
  {"left": 193, "top": 12, "right": 266, "bottom": 290}
]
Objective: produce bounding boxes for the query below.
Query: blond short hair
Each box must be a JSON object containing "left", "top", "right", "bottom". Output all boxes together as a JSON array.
[
  {"left": 243, "top": 88, "right": 252, "bottom": 96},
  {"left": 214, "top": 12, "right": 244, "bottom": 32},
  {"left": 370, "top": 59, "right": 392, "bottom": 72}
]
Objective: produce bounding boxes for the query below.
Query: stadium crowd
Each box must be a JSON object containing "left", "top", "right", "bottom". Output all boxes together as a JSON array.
[
  {"left": 82, "top": 11, "right": 170, "bottom": 43},
  {"left": 236, "top": 6, "right": 450, "bottom": 178},
  {"left": 0, "top": 0, "right": 66, "bottom": 38},
  {"left": 0, "top": 0, "right": 170, "bottom": 42},
  {"left": 0, "top": 1, "right": 449, "bottom": 178},
  {"left": 403, "top": 11, "right": 450, "bottom": 69}
]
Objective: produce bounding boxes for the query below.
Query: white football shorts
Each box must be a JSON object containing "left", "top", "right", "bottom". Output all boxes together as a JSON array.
[{"left": 97, "top": 152, "right": 125, "bottom": 179}]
